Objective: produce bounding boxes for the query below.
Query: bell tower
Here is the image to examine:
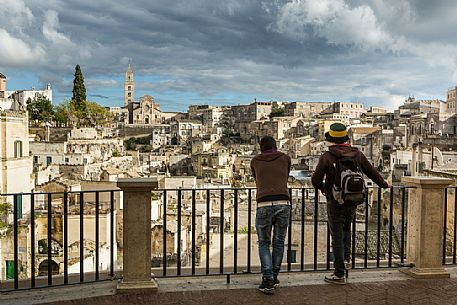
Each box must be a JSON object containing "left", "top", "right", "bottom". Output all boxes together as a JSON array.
[{"left": 124, "top": 63, "right": 134, "bottom": 106}]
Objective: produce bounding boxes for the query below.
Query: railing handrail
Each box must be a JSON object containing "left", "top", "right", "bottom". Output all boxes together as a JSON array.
[{"left": 0, "top": 185, "right": 416, "bottom": 196}]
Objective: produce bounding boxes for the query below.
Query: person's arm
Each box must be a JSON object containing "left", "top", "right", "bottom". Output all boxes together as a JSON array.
[
  {"left": 311, "top": 154, "right": 328, "bottom": 191},
  {"left": 287, "top": 155, "right": 291, "bottom": 176},
  {"left": 360, "top": 153, "right": 389, "bottom": 188}
]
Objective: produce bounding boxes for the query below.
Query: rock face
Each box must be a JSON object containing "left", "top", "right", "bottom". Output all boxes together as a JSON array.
[{"left": 354, "top": 230, "right": 402, "bottom": 260}]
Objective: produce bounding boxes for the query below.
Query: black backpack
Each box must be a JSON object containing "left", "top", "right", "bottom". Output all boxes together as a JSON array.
[{"left": 331, "top": 156, "right": 366, "bottom": 205}]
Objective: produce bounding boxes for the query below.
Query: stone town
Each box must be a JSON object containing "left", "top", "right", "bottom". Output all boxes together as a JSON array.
[{"left": 0, "top": 66, "right": 457, "bottom": 284}]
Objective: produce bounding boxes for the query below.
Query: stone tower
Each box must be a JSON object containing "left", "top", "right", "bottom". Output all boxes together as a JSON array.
[{"left": 124, "top": 64, "right": 134, "bottom": 106}]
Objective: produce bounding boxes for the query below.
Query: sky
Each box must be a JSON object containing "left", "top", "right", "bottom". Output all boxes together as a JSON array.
[{"left": 1, "top": 0, "right": 457, "bottom": 112}]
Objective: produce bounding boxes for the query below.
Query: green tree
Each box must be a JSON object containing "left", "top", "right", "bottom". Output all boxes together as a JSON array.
[
  {"left": 142, "top": 144, "right": 152, "bottom": 152},
  {"left": 26, "top": 96, "right": 54, "bottom": 126},
  {"left": 71, "top": 64, "right": 86, "bottom": 110},
  {"left": 53, "top": 102, "right": 71, "bottom": 126},
  {"left": 269, "top": 108, "right": 285, "bottom": 118},
  {"left": 84, "top": 101, "right": 112, "bottom": 127},
  {"left": 125, "top": 137, "right": 137, "bottom": 150}
]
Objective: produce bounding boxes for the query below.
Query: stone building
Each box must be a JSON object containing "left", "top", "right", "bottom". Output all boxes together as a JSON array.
[
  {"left": 231, "top": 101, "right": 272, "bottom": 123},
  {"left": 446, "top": 86, "right": 457, "bottom": 114},
  {"left": 284, "top": 101, "right": 332, "bottom": 118},
  {"left": 124, "top": 64, "right": 134, "bottom": 106},
  {"left": 283, "top": 136, "right": 315, "bottom": 158},
  {"left": 191, "top": 147, "right": 233, "bottom": 182},
  {"left": 149, "top": 124, "right": 172, "bottom": 149},
  {"left": 0, "top": 110, "right": 33, "bottom": 202},
  {"left": 0, "top": 73, "right": 26, "bottom": 111},
  {"left": 228, "top": 101, "right": 272, "bottom": 137},
  {"left": 201, "top": 107, "right": 223, "bottom": 127},
  {"left": 249, "top": 116, "right": 300, "bottom": 142},
  {"left": 348, "top": 126, "right": 383, "bottom": 166},
  {"left": 10, "top": 83, "right": 53, "bottom": 106},
  {"left": 122, "top": 65, "right": 162, "bottom": 125},
  {"left": 187, "top": 105, "right": 224, "bottom": 127},
  {"left": 397, "top": 97, "right": 443, "bottom": 117},
  {"left": 109, "top": 107, "right": 129, "bottom": 126},
  {"left": 128, "top": 94, "right": 161, "bottom": 125},
  {"left": 320, "top": 101, "right": 366, "bottom": 119},
  {"left": 0, "top": 72, "right": 52, "bottom": 105},
  {"left": 170, "top": 120, "right": 203, "bottom": 145},
  {"left": 0, "top": 72, "right": 6, "bottom": 98}
]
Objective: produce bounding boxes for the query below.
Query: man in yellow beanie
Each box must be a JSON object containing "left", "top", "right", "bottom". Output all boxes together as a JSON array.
[{"left": 312, "top": 122, "right": 389, "bottom": 284}]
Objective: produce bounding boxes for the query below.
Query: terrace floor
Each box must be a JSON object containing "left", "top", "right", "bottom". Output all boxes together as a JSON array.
[{"left": 3, "top": 266, "right": 457, "bottom": 305}]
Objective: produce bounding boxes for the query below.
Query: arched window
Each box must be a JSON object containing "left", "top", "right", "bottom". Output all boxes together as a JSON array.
[{"left": 14, "top": 140, "right": 22, "bottom": 158}]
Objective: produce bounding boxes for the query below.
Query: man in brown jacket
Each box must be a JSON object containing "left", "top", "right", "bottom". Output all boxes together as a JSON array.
[
  {"left": 251, "top": 136, "right": 291, "bottom": 294},
  {"left": 312, "top": 122, "right": 389, "bottom": 284}
]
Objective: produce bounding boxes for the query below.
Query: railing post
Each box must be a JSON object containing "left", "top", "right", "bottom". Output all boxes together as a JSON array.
[
  {"left": 401, "top": 177, "right": 452, "bottom": 278},
  {"left": 117, "top": 178, "right": 158, "bottom": 292}
]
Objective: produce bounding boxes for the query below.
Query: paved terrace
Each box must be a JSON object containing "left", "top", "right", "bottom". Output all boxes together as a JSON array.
[{"left": 2, "top": 266, "right": 457, "bottom": 305}]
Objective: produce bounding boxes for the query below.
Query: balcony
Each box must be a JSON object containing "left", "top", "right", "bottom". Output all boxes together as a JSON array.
[{"left": 0, "top": 177, "right": 456, "bottom": 304}]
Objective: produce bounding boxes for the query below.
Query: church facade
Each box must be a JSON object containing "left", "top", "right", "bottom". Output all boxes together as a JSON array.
[{"left": 123, "top": 64, "right": 161, "bottom": 125}]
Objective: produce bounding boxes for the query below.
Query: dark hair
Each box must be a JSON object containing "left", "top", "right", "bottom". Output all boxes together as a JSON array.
[{"left": 259, "top": 136, "right": 277, "bottom": 152}]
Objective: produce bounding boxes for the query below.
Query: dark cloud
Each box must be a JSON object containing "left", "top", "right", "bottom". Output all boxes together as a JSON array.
[
  {"left": 0, "top": 0, "right": 456, "bottom": 111},
  {"left": 90, "top": 94, "right": 110, "bottom": 99}
]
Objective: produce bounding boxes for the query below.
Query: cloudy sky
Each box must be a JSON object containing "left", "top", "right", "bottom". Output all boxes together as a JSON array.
[{"left": 1, "top": 0, "right": 457, "bottom": 112}]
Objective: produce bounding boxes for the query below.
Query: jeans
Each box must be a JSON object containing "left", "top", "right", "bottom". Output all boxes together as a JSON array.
[
  {"left": 327, "top": 200, "right": 357, "bottom": 277},
  {"left": 255, "top": 204, "right": 291, "bottom": 280}
]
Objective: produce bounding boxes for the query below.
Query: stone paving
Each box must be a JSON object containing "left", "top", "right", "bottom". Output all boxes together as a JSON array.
[{"left": 3, "top": 267, "right": 457, "bottom": 305}]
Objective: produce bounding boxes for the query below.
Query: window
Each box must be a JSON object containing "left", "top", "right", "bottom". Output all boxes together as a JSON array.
[
  {"left": 128, "top": 86, "right": 131, "bottom": 90},
  {"left": 128, "top": 92, "right": 131, "bottom": 97},
  {"left": 65, "top": 158, "right": 69, "bottom": 164},
  {"left": 14, "top": 140, "right": 23, "bottom": 158},
  {"left": 46, "top": 156, "right": 52, "bottom": 166}
]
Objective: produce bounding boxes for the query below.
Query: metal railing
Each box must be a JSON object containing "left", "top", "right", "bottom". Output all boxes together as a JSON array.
[
  {"left": 152, "top": 186, "right": 416, "bottom": 280},
  {"left": 443, "top": 187, "right": 457, "bottom": 265},
  {"left": 1, "top": 190, "right": 120, "bottom": 291},
  {"left": 2, "top": 185, "right": 457, "bottom": 291}
]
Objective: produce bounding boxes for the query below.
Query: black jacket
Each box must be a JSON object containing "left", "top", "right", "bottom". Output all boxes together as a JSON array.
[{"left": 311, "top": 145, "right": 388, "bottom": 200}]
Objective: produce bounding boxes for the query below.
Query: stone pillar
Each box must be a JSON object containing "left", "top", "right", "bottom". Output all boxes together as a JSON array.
[
  {"left": 401, "top": 176, "right": 452, "bottom": 278},
  {"left": 117, "top": 178, "right": 158, "bottom": 292}
]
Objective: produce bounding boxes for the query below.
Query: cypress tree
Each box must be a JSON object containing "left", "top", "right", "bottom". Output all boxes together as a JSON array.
[{"left": 72, "top": 64, "right": 86, "bottom": 106}]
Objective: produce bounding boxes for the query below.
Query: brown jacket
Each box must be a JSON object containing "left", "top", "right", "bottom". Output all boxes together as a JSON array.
[
  {"left": 311, "top": 145, "right": 388, "bottom": 201},
  {"left": 251, "top": 150, "right": 291, "bottom": 203}
]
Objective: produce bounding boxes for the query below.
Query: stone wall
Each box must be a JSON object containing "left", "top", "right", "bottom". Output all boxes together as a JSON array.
[{"left": 118, "top": 125, "right": 157, "bottom": 137}]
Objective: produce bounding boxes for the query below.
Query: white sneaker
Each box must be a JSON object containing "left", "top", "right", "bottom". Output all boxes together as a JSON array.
[{"left": 324, "top": 273, "right": 347, "bottom": 285}]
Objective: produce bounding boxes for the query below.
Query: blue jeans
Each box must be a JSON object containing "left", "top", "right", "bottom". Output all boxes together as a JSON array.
[
  {"left": 327, "top": 200, "right": 357, "bottom": 277},
  {"left": 255, "top": 205, "right": 291, "bottom": 280}
]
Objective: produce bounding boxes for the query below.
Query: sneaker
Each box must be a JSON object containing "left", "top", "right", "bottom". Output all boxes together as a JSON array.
[
  {"left": 344, "top": 258, "right": 351, "bottom": 270},
  {"left": 273, "top": 276, "right": 280, "bottom": 288},
  {"left": 258, "top": 278, "right": 275, "bottom": 294},
  {"left": 324, "top": 273, "right": 346, "bottom": 285}
]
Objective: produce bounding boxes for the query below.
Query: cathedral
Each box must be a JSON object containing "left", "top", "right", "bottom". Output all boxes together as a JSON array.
[{"left": 124, "top": 64, "right": 161, "bottom": 125}]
